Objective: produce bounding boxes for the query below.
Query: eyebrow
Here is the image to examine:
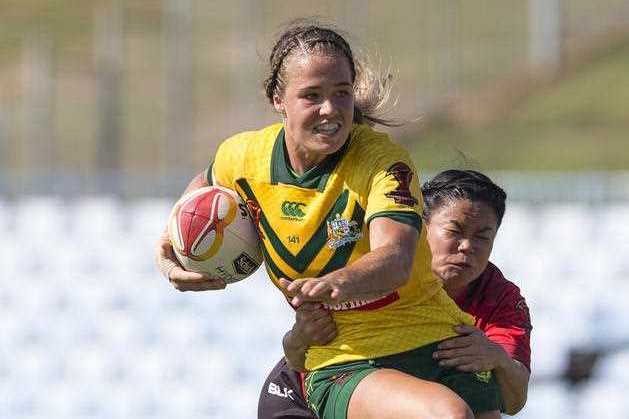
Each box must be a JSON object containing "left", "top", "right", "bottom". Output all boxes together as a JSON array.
[
  {"left": 451, "top": 220, "right": 495, "bottom": 233},
  {"left": 298, "top": 82, "right": 352, "bottom": 91}
]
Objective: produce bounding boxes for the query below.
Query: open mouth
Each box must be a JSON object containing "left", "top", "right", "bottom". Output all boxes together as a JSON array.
[{"left": 314, "top": 122, "right": 341, "bottom": 135}]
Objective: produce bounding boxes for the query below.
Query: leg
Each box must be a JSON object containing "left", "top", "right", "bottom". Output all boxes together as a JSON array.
[{"left": 347, "top": 368, "right": 474, "bottom": 419}]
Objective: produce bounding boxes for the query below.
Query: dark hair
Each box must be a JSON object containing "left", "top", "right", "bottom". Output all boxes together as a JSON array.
[
  {"left": 264, "top": 20, "right": 397, "bottom": 127},
  {"left": 422, "top": 170, "right": 507, "bottom": 227}
]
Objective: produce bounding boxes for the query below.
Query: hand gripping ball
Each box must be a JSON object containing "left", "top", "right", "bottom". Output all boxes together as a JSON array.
[{"left": 168, "top": 186, "right": 262, "bottom": 283}]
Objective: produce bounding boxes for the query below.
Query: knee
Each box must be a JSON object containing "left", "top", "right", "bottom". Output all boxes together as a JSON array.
[{"left": 427, "top": 398, "right": 474, "bottom": 419}]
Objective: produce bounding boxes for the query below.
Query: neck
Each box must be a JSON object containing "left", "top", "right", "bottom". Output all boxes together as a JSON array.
[
  {"left": 288, "top": 152, "right": 321, "bottom": 175},
  {"left": 284, "top": 140, "right": 325, "bottom": 175},
  {"left": 443, "top": 280, "right": 469, "bottom": 300}
]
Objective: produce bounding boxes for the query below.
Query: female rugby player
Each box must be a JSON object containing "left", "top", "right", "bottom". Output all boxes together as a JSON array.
[{"left": 156, "top": 21, "right": 502, "bottom": 418}]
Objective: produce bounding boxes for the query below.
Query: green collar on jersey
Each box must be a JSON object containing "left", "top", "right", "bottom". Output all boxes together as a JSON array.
[{"left": 271, "top": 127, "right": 351, "bottom": 191}]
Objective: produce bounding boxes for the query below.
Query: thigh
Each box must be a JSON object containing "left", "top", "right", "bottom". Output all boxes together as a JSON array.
[
  {"left": 375, "top": 342, "right": 503, "bottom": 414},
  {"left": 348, "top": 368, "right": 473, "bottom": 419},
  {"left": 304, "top": 360, "right": 375, "bottom": 419}
]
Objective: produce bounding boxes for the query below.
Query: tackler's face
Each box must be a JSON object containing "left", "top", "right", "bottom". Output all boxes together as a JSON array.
[
  {"left": 273, "top": 52, "right": 354, "bottom": 172},
  {"left": 426, "top": 199, "right": 498, "bottom": 292}
]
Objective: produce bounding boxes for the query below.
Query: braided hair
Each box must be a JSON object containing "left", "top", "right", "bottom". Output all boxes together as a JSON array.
[
  {"left": 422, "top": 170, "right": 507, "bottom": 227},
  {"left": 264, "top": 20, "right": 397, "bottom": 127}
]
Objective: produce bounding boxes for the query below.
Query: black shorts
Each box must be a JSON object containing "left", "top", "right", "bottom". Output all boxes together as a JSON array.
[{"left": 258, "top": 358, "right": 317, "bottom": 419}]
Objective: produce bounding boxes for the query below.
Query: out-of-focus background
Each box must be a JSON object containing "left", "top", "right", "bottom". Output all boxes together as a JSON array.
[{"left": 1, "top": 0, "right": 628, "bottom": 418}]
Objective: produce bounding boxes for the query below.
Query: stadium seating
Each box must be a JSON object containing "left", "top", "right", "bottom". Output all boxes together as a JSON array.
[{"left": 1, "top": 196, "right": 628, "bottom": 418}]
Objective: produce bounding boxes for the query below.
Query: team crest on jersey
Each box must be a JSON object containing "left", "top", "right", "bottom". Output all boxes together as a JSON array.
[
  {"left": 385, "top": 162, "right": 419, "bottom": 207},
  {"left": 326, "top": 213, "right": 362, "bottom": 249}
]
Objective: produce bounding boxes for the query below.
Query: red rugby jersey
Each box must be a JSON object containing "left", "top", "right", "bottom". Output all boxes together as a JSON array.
[{"left": 454, "top": 262, "right": 532, "bottom": 371}]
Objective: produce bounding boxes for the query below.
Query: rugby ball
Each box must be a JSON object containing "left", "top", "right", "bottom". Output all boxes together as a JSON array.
[{"left": 168, "top": 186, "right": 262, "bottom": 283}]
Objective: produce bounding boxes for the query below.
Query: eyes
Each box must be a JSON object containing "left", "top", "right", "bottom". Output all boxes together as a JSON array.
[
  {"left": 301, "top": 88, "right": 353, "bottom": 103},
  {"left": 443, "top": 228, "right": 492, "bottom": 243}
]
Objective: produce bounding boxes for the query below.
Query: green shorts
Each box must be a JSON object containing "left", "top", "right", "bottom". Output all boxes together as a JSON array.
[{"left": 304, "top": 341, "right": 502, "bottom": 419}]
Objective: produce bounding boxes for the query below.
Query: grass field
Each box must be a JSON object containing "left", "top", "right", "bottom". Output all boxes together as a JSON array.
[
  {"left": 1, "top": 0, "right": 627, "bottom": 175},
  {"left": 406, "top": 41, "right": 629, "bottom": 171}
]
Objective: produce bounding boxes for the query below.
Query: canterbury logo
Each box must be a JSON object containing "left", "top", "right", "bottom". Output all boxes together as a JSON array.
[{"left": 281, "top": 201, "right": 306, "bottom": 218}]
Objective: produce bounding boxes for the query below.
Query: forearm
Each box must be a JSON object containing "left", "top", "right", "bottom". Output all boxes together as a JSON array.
[
  {"left": 282, "top": 330, "right": 308, "bottom": 372},
  {"left": 494, "top": 358, "right": 530, "bottom": 415},
  {"left": 323, "top": 242, "right": 413, "bottom": 302}
]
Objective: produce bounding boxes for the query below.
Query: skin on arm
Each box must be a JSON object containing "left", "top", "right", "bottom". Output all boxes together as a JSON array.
[
  {"left": 433, "top": 325, "right": 530, "bottom": 415},
  {"left": 282, "top": 303, "right": 337, "bottom": 372},
  {"left": 155, "top": 170, "right": 227, "bottom": 291},
  {"left": 279, "top": 216, "right": 418, "bottom": 306}
]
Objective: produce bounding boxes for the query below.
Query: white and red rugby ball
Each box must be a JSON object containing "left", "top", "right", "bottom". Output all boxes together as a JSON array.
[{"left": 168, "top": 185, "right": 262, "bottom": 283}]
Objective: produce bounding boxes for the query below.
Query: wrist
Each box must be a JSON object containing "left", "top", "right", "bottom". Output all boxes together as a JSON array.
[
  {"left": 493, "top": 347, "right": 513, "bottom": 371},
  {"left": 282, "top": 330, "right": 308, "bottom": 372},
  {"left": 283, "top": 329, "right": 307, "bottom": 352}
]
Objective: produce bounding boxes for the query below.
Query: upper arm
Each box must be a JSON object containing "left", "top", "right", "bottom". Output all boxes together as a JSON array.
[
  {"left": 368, "top": 217, "right": 419, "bottom": 282},
  {"left": 363, "top": 147, "right": 423, "bottom": 236},
  {"left": 368, "top": 216, "right": 419, "bottom": 252}
]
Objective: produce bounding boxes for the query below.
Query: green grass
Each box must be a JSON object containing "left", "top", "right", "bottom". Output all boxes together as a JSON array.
[
  {"left": 1, "top": 0, "right": 627, "bottom": 173},
  {"left": 406, "top": 42, "right": 629, "bottom": 171}
]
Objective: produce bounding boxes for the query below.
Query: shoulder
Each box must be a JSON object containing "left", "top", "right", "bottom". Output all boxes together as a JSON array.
[
  {"left": 345, "top": 125, "right": 418, "bottom": 180},
  {"left": 219, "top": 123, "right": 282, "bottom": 155},
  {"left": 482, "top": 263, "right": 524, "bottom": 297},
  {"left": 480, "top": 263, "right": 532, "bottom": 326},
  {"left": 348, "top": 124, "right": 408, "bottom": 159},
  {"left": 216, "top": 124, "right": 281, "bottom": 168},
  {"left": 213, "top": 123, "right": 282, "bottom": 186}
]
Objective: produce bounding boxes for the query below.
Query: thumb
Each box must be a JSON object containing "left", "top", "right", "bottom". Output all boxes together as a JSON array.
[{"left": 278, "top": 278, "right": 292, "bottom": 290}]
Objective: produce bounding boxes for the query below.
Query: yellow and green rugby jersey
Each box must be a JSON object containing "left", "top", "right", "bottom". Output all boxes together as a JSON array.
[{"left": 208, "top": 123, "right": 474, "bottom": 370}]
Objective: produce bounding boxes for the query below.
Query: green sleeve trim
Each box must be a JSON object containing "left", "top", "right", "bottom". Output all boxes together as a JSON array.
[
  {"left": 366, "top": 211, "right": 421, "bottom": 231},
  {"left": 206, "top": 161, "right": 214, "bottom": 185}
]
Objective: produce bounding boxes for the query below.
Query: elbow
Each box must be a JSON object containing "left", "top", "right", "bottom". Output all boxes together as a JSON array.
[{"left": 397, "top": 253, "right": 414, "bottom": 288}]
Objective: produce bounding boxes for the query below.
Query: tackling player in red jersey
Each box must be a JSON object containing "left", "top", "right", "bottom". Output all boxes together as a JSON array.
[{"left": 258, "top": 170, "right": 532, "bottom": 418}]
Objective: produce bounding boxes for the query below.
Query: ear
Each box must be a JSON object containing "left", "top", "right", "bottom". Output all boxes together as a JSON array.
[{"left": 273, "top": 94, "right": 285, "bottom": 115}]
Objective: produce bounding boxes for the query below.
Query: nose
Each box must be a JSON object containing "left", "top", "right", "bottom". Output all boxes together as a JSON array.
[
  {"left": 319, "top": 97, "right": 338, "bottom": 117},
  {"left": 458, "top": 238, "right": 474, "bottom": 253}
]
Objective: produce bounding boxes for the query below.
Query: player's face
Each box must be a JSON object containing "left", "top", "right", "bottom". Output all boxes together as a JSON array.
[
  {"left": 273, "top": 52, "right": 354, "bottom": 174},
  {"left": 426, "top": 199, "right": 498, "bottom": 297}
]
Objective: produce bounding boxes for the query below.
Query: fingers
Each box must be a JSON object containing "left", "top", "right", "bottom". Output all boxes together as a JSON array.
[
  {"left": 433, "top": 339, "right": 499, "bottom": 372},
  {"left": 293, "top": 303, "right": 337, "bottom": 345},
  {"left": 314, "top": 322, "right": 338, "bottom": 345},
  {"left": 437, "top": 355, "right": 487, "bottom": 372},
  {"left": 279, "top": 277, "right": 337, "bottom": 307},
  {"left": 435, "top": 353, "right": 475, "bottom": 367},
  {"left": 156, "top": 234, "right": 226, "bottom": 291},
  {"left": 278, "top": 277, "right": 293, "bottom": 291},
  {"left": 169, "top": 277, "right": 227, "bottom": 292},
  {"left": 437, "top": 335, "right": 474, "bottom": 350}
]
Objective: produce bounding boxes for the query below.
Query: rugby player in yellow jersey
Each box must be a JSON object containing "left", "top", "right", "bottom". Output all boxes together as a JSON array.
[{"left": 156, "top": 20, "right": 501, "bottom": 419}]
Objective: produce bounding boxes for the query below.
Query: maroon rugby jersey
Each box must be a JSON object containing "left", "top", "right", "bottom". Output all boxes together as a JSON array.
[{"left": 454, "top": 262, "right": 532, "bottom": 371}]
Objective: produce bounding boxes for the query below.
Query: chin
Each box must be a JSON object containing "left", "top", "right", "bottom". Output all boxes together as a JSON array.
[
  {"left": 312, "top": 138, "right": 346, "bottom": 154},
  {"left": 440, "top": 270, "right": 470, "bottom": 286}
]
